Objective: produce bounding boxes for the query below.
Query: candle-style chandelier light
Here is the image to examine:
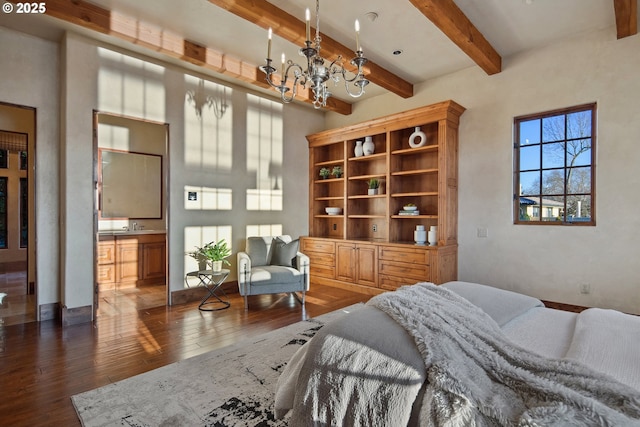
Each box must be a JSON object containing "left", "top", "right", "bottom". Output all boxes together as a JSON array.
[{"left": 259, "top": 0, "right": 369, "bottom": 109}]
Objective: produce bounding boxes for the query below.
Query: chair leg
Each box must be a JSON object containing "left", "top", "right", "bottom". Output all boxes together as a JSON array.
[
  {"left": 292, "top": 292, "right": 305, "bottom": 307},
  {"left": 244, "top": 295, "right": 248, "bottom": 311}
]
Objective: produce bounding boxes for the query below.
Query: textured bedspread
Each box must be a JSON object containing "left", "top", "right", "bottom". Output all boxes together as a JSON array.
[
  {"left": 279, "top": 283, "right": 640, "bottom": 426},
  {"left": 370, "top": 283, "right": 640, "bottom": 426}
]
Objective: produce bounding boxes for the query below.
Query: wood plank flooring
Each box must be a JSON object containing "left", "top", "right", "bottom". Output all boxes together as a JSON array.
[{"left": 0, "top": 284, "right": 372, "bottom": 427}]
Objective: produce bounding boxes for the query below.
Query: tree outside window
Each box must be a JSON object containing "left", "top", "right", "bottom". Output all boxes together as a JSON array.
[{"left": 514, "top": 103, "right": 596, "bottom": 225}]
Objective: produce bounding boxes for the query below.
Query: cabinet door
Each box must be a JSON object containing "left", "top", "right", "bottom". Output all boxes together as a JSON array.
[
  {"left": 142, "top": 242, "right": 166, "bottom": 281},
  {"left": 355, "top": 244, "right": 377, "bottom": 287},
  {"left": 335, "top": 243, "right": 355, "bottom": 282},
  {"left": 116, "top": 241, "right": 139, "bottom": 284}
]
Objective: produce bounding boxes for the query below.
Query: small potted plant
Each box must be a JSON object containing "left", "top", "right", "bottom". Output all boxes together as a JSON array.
[
  {"left": 332, "top": 165, "right": 343, "bottom": 178},
  {"left": 367, "top": 178, "right": 380, "bottom": 195},
  {"left": 187, "top": 239, "right": 232, "bottom": 272},
  {"left": 319, "top": 167, "right": 331, "bottom": 179}
]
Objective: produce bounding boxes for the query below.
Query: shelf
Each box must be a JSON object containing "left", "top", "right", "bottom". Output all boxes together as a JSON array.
[
  {"left": 315, "top": 196, "right": 344, "bottom": 201},
  {"left": 348, "top": 214, "right": 386, "bottom": 219},
  {"left": 348, "top": 194, "right": 386, "bottom": 199},
  {"left": 391, "top": 215, "right": 438, "bottom": 219},
  {"left": 314, "top": 214, "right": 344, "bottom": 218},
  {"left": 315, "top": 159, "right": 344, "bottom": 167},
  {"left": 314, "top": 178, "right": 344, "bottom": 184},
  {"left": 391, "top": 168, "right": 438, "bottom": 176},
  {"left": 348, "top": 152, "right": 386, "bottom": 162},
  {"left": 392, "top": 144, "right": 438, "bottom": 155},
  {"left": 391, "top": 192, "right": 438, "bottom": 197},
  {"left": 348, "top": 174, "right": 386, "bottom": 181}
]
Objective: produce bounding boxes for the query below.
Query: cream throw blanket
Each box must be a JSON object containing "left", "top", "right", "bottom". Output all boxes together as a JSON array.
[{"left": 368, "top": 283, "right": 640, "bottom": 426}]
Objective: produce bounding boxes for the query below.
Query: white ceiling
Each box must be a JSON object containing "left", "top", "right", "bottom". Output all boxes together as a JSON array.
[{"left": 0, "top": 0, "right": 631, "bottom": 108}]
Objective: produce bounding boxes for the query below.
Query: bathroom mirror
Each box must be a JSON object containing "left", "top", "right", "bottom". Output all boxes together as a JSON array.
[{"left": 99, "top": 149, "right": 162, "bottom": 219}]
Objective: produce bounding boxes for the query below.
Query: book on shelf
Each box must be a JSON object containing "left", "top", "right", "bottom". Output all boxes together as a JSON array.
[{"left": 398, "top": 210, "right": 420, "bottom": 215}]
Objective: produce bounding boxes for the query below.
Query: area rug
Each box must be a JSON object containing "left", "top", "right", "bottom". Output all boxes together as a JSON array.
[{"left": 72, "top": 304, "right": 362, "bottom": 426}]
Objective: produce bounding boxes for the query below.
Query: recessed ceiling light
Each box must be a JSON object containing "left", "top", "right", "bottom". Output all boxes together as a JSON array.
[
  {"left": 393, "top": 49, "right": 403, "bottom": 56},
  {"left": 365, "top": 12, "right": 378, "bottom": 23}
]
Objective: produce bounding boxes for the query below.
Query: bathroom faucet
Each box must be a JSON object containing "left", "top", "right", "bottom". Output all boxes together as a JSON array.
[{"left": 133, "top": 222, "right": 138, "bottom": 231}]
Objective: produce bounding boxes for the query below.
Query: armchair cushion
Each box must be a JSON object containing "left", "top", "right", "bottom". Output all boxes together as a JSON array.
[
  {"left": 270, "top": 237, "right": 299, "bottom": 268},
  {"left": 250, "top": 265, "right": 304, "bottom": 286},
  {"left": 246, "top": 237, "right": 270, "bottom": 266}
]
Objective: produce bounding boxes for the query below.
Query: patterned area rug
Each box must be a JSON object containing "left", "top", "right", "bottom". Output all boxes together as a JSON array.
[{"left": 72, "top": 305, "right": 361, "bottom": 426}]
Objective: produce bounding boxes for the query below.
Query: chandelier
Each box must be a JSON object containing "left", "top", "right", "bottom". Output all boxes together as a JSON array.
[{"left": 259, "top": 0, "right": 369, "bottom": 109}]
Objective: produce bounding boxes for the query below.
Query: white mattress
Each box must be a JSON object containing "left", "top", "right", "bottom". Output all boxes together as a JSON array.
[{"left": 502, "top": 306, "right": 577, "bottom": 359}]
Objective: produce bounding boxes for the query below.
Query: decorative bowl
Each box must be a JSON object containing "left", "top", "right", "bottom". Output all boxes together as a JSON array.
[
  {"left": 403, "top": 205, "right": 418, "bottom": 211},
  {"left": 325, "top": 207, "right": 342, "bottom": 215}
]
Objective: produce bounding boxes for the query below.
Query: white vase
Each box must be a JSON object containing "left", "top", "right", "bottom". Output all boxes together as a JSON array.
[
  {"left": 354, "top": 140, "right": 364, "bottom": 157},
  {"left": 363, "top": 136, "right": 375, "bottom": 155},
  {"left": 408, "top": 126, "right": 427, "bottom": 148},
  {"left": 414, "top": 225, "right": 426, "bottom": 245},
  {"left": 368, "top": 188, "right": 378, "bottom": 195},
  {"left": 211, "top": 260, "right": 223, "bottom": 272},
  {"left": 428, "top": 230, "right": 437, "bottom": 246}
]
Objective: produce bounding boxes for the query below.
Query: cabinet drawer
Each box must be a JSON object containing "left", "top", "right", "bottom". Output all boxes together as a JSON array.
[
  {"left": 97, "top": 242, "right": 115, "bottom": 265},
  {"left": 310, "top": 264, "right": 335, "bottom": 279},
  {"left": 97, "top": 264, "right": 115, "bottom": 284},
  {"left": 378, "top": 246, "right": 429, "bottom": 264},
  {"left": 302, "top": 238, "right": 336, "bottom": 254},
  {"left": 307, "top": 252, "right": 335, "bottom": 267},
  {"left": 379, "top": 274, "right": 416, "bottom": 291},
  {"left": 379, "top": 259, "right": 429, "bottom": 281}
]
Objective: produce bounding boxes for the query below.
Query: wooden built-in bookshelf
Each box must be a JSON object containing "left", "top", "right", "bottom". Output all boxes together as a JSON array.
[{"left": 304, "top": 100, "right": 465, "bottom": 292}]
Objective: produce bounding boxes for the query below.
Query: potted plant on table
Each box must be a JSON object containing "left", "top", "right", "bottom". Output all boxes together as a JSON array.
[
  {"left": 187, "top": 239, "right": 232, "bottom": 272},
  {"left": 367, "top": 178, "right": 380, "bottom": 195}
]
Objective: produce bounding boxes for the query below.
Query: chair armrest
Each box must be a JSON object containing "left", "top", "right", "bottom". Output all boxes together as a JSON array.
[
  {"left": 296, "top": 252, "right": 310, "bottom": 291},
  {"left": 237, "top": 252, "right": 252, "bottom": 294}
]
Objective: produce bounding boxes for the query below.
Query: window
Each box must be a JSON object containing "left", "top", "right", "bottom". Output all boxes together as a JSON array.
[{"left": 514, "top": 103, "right": 596, "bottom": 225}]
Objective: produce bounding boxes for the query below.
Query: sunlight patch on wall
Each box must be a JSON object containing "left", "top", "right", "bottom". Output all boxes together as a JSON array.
[
  {"left": 245, "top": 224, "right": 283, "bottom": 238},
  {"left": 97, "top": 48, "right": 165, "bottom": 121},
  {"left": 184, "top": 76, "right": 232, "bottom": 170},
  {"left": 246, "top": 94, "right": 283, "bottom": 211},
  {"left": 184, "top": 225, "right": 232, "bottom": 281},
  {"left": 184, "top": 185, "right": 232, "bottom": 210},
  {"left": 97, "top": 123, "right": 130, "bottom": 151}
]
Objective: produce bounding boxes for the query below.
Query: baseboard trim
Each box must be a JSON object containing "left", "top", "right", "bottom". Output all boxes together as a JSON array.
[
  {"left": 61, "top": 304, "right": 93, "bottom": 326},
  {"left": 39, "top": 302, "right": 60, "bottom": 321}
]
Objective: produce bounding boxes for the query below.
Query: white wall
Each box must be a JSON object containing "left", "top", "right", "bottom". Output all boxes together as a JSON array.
[
  {"left": 58, "top": 32, "right": 323, "bottom": 311},
  {"left": 0, "top": 27, "right": 59, "bottom": 309},
  {"left": 327, "top": 27, "right": 640, "bottom": 314}
]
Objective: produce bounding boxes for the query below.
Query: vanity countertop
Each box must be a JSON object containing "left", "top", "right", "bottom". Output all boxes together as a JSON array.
[{"left": 98, "top": 230, "right": 167, "bottom": 236}]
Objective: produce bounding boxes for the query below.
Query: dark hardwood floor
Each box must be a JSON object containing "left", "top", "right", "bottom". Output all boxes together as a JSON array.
[{"left": 0, "top": 283, "right": 372, "bottom": 427}]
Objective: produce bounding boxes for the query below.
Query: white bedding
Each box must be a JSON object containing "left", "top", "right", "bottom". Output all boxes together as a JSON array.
[
  {"left": 502, "top": 306, "right": 577, "bottom": 359},
  {"left": 276, "top": 281, "right": 640, "bottom": 425}
]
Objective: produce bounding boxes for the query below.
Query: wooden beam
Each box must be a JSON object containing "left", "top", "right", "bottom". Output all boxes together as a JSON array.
[
  {"left": 408, "top": 0, "right": 502, "bottom": 75},
  {"left": 40, "top": 0, "right": 352, "bottom": 114},
  {"left": 207, "top": 0, "right": 414, "bottom": 99},
  {"left": 613, "top": 0, "right": 638, "bottom": 39}
]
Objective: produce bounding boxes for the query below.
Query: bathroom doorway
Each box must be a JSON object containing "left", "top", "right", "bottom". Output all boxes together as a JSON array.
[
  {"left": 93, "top": 112, "right": 169, "bottom": 317},
  {"left": 0, "top": 102, "right": 36, "bottom": 326}
]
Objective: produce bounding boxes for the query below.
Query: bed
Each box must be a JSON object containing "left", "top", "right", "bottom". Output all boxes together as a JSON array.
[{"left": 275, "top": 281, "right": 640, "bottom": 426}]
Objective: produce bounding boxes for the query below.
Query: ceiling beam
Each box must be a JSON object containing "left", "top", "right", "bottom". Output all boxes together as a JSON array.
[
  {"left": 613, "top": 0, "right": 638, "bottom": 39},
  {"left": 207, "top": 0, "right": 414, "bottom": 99},
  {"left": 408, "top": 0, "right": 502, "bottom": 75},
  {"left": 39, "top": 0, "right": 352, "bottom": 114}
]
